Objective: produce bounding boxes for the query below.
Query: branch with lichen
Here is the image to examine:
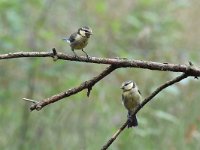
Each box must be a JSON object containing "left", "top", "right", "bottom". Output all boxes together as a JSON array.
[{"left": 0, "top": 48, "right": 199, "bottom": 77}]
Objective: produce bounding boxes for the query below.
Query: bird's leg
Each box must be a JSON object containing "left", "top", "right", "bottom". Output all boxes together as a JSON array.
[
  {"left": 82, "top": 49, "right": 89, "bottom": 59},
  {"left": 71, "top": 49, "right": 78, "bottom": 58},
  {"left": 127, "top": 111, "right": 133, "bottom": 128},
  {"left": 127, "top": 111, "right": 132, "bottom": 121},
  {"left": 127, "top": 111, "right": 138, "bottom": 127}
]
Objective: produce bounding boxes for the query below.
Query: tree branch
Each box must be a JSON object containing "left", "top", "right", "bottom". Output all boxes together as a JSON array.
[
  {"left": 101, "top": 73, "right": 189, "bottom": 150},
  {"left": 1, "top": 50, "right": 198, "bottom": 149},
  {"left": 28, "top": 65, "right": 118, "bottom": 111},
  {"left": 0, "top": 50, "right": 199, "bottom": 77}
]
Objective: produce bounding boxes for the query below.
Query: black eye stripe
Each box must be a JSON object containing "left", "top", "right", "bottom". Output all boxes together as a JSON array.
[
  {"left": 124, "top": 82, "right": 131, "bottom": 86},
  {"left": 81, "top": 28, "right": 91, "bottom": 32}
]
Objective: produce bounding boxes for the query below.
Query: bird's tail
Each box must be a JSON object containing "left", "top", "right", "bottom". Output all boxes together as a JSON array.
[
  {"left": 62, "top": 38, "right": 70, "bottom": 43},
  {"left": 127, "top": 112, "right": 138, "bottom": 128}
]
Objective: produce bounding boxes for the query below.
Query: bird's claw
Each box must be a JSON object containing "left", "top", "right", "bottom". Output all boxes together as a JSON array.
[{"left": 86, "top": 55, "right": 90, "bottom": 59}]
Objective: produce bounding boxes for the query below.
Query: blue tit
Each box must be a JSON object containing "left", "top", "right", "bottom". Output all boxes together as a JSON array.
[
  {"left": 63, "top": 26, "right": 92, "bottom": 58},
  {"left": 121, "top": 80, "right": 142, "bottom": 127}
]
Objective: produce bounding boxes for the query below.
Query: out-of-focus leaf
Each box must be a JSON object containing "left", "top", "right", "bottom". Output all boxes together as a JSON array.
[
  {"left": 39, "top": 29, "right": 54, "bottom": 40},
  {"left": 111, "top": 20, "right": 121, "bottom": 33},
  {"left": 27, "top": 0, "right": 43, "bottom": 7},
  {"left": 165, "top": 85, "right": 180, "bottom": 95},
  {"left": 126, "top": 15, "right": 142, "bottom": 29},
  {"left": 0, "top": 1, "right": 15, "bottom": 9},
  {"left": 136, "top": 128, "right": 160, "bottom": 137},
  {"left": 6, "top": 10, "right": 23, "bottom": 32},
  {"left": 139, "top": 0, "right": 157, "bottom": 6},
  {"left": 95, "top": 1, "right": 107, "bottom": 14},
  {"left": 154, "top": 110, "right": 178, "bottom": 123},
  {"left": 143, "top": 12, "right": 159, "bottom": 23}
]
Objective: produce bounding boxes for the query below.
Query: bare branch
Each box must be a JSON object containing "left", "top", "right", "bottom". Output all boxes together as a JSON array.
[
  {"left": 0, "top": 50, "right": 198, "bottom": 149},
  {"left": 101, "top": 73, "right": 189, "bottom": 150},
  {"left": 28, "top": 65, "right": 118, "bottom": 111},
  {"left": 0, "top": 50, "right": 199, "bottom": 77}
]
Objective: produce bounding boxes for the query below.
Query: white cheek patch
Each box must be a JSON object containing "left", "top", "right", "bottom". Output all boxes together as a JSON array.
[
  {"left": 125, "top": 82, "right": 133, "bottom": 90},
  {"left": 79, "top": 30, "right": 86, "bottom": 36}
]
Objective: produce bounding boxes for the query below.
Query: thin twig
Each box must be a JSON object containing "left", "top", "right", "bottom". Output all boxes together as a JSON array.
[
  {"left": 0, "top": 51, "right": 200, "bottom": 77},
  {"left": 28, "top": 65, "right": 118, "bottom": 111},
  {"left": 52, "top": 48, "right": 58, "bottom": 61},
  {"left": 22, "top": 98, "right": 39, "bottom": 104},
  {"left": 101, "top": 73, "right": 189, "bottom": 150}
]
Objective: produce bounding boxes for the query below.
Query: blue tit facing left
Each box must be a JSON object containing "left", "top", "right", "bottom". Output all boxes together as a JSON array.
[
  {"left": 121, "top": 80, "right": 142, "bottom": 128},
  {"left": 63, "top": 26, "right": 92, "bottom": 58}
]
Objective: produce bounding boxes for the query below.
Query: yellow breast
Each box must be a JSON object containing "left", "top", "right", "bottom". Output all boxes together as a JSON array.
[
  {"left": 122, "top": 90, "right": 141, "bottom": 111},
  {"left": 71, "top": 34, "right": 89, "bottom": 50}
]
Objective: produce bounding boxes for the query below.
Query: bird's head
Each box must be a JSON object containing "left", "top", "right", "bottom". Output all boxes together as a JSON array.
[
  {"left": 121, "top": 80, "right": 136, "bottom": 91},
  {"left": 78, "top": 26, "right": 93, "bottom": 38}
]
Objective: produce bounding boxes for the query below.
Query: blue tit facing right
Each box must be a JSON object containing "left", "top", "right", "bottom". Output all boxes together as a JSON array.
[
  {"left": 63, "top": 26, "right": 92, "bottom": 58},
  {"left": 121, "top": 80, "right": 142, "bottom": 128}
]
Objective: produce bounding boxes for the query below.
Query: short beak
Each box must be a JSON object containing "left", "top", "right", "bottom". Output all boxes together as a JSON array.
[{"left": 120, "top": 86, "right": 124, "bottom": 89}]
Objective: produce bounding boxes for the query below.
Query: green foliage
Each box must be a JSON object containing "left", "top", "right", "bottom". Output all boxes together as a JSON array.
[
  {"left": 95, "top": 1, "right": 107, "bottom": 14},
  {"left": 0, "top": 0, "right": 200, "bottom": 150}
]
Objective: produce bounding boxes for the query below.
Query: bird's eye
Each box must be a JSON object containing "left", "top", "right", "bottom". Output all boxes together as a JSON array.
[
  {"left": 124, "top": 83, "right": 129, "bottom": 86},
  {"left": 84, "top": 30, "right": 90, "bottom": 33}
]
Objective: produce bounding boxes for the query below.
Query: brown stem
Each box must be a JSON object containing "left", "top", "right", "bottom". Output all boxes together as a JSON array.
[{"left": 0, "top": 50, "right": 199, "bottom": 77}]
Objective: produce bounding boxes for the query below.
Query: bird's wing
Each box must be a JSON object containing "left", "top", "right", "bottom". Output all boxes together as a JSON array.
[
  {"left": 68, "top": 32, "right": 77, "bottom": 42},
  {"left": 138, "top": 89, "right": 142, "bottom": 95},
  {"left": 122, "top": 94, "right": 124, "bottom": 101},
  {"left": 121, "top": 94, "right": 125, "bottom": 105}
]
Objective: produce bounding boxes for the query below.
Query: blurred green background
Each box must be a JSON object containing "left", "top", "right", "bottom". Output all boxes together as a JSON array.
[{"left": 0, "top": 0, "right": 200, "bottom": 150}]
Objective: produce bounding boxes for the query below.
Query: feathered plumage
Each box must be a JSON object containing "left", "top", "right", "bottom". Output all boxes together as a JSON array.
[
  {"left": 63, "top": 26, "right": 92, "bottom": 58},
  {"left": 121, "top": 80, "right": 142, "bottom": 127}
]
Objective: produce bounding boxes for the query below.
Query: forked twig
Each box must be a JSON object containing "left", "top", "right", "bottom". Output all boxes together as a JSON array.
[{"left": 26, "top": 65, "right": 118, "bottom": 111}]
